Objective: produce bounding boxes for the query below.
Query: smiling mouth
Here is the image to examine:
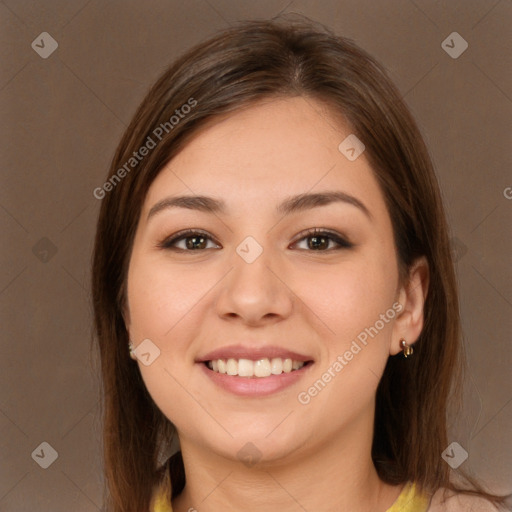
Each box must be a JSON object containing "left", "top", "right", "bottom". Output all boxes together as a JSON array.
[{"left": 204, "top": 357, "right": 314, "bottom": 378}]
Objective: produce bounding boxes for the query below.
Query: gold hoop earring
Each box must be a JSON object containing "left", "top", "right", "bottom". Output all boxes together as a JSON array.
[{"left": 400, "top": 339, "right": 414, "bottom": 358}]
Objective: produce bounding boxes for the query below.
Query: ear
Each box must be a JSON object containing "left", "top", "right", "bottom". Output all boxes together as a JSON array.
[{"left": 390, "top": 256, "right": 429, "bottom": 356}]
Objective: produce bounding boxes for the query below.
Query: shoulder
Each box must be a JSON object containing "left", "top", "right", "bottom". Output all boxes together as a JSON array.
[{"left": 428, "top": 488, "right": 501, "bottom": 512}]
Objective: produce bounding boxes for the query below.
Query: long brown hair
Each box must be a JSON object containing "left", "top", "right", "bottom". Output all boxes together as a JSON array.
[{"left": 92, "top": 16, "right": 509, "bottom": 511}]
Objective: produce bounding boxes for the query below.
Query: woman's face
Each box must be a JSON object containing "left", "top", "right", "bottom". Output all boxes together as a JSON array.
[{"left": 126, "top": 96, "right": 410, "bottom": 464}]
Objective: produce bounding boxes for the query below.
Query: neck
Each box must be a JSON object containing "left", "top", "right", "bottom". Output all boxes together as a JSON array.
[{"left": 171, "top": 411, "right": 402, "bottom": 512}]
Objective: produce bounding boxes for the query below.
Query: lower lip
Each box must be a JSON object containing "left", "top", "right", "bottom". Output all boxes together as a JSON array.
[{"left": 198, "top": 362, "right": 313, "bottom": 397}]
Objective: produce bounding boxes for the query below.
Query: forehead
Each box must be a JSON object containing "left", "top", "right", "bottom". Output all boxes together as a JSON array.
[{"left": 143, "top": 96, "right": 383, "bottom": 215}]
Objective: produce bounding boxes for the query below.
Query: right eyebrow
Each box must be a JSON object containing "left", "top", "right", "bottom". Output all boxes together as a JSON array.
[{"left": 147, "top": 195, "right": 226, "bottom": 220}]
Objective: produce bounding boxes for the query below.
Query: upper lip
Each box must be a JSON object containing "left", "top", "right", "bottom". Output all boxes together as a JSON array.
[{"left": 196, "top": 344, "right": 314, "bottom": 363}]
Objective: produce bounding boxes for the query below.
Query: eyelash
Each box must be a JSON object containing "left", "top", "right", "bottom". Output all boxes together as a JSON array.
[{"left": 157, "top": 228, "right": 353, "bottom": 252}]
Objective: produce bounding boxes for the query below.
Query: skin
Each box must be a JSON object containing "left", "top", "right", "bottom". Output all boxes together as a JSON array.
[{"left": 125, "top": 96, "right": 429, "bottom": 512}]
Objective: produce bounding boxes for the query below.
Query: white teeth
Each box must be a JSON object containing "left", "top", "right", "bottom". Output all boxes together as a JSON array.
[
  {"left": 292, "top": 360, "right": 302, "bottom": 370},
  {"left": 226, "top": 358, "right": 238, "bottom": 376},
  {"left": 254, "top": 358, "right": 271, "bottom": 377},
  {"left": 270, "top": 357, "right": 283, "bottom": 375},
  {"left": 238, "top": 358, "right": 254, "bottom": 377},
  {"left": 206, "top": 357, "right": 306, "bottom": 378}
]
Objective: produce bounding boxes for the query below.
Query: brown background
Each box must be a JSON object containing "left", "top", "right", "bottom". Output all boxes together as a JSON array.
[{"left": 1, "top": 1, "right": 511, "bottom": 510}]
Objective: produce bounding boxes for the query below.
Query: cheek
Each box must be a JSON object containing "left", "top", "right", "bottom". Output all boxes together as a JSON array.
[
  {"left": 126, "top": 257, "right": 211, "bottom": 431},
  {"left": 295, "top": 250, "right": 398, "bottom": 409},
  {"left": 126, "top": 256, "right": 210, "bottom": 344},
  {"left": 293, "top": 251, "right": 398, "bottom": 343}
]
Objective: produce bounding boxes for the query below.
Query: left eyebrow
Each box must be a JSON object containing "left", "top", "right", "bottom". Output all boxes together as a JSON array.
[
  {"left": 147, "top": 190, "right": 372, "bottom": 221},
  {"left": 276, "top": 191, "right": 372, "bottom": 220}
]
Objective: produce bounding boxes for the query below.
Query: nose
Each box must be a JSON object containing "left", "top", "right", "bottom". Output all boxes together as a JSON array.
[{"left": 214, "top": 242, "right": 294, "bottom": 326}]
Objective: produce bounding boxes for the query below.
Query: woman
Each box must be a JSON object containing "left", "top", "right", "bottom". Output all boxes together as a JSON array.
[{"left": 92, "top": 17, "right": 510, "bottom": 512}]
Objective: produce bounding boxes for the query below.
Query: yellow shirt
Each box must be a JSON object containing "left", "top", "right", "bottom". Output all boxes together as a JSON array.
[{"left": 151, "top": 480, "right": 430, "bottom": 512}]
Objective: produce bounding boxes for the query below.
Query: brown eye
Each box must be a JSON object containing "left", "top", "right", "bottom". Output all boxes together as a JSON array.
[
  {"left": 307, "top": 234, "right": 330, "bottom": 250},
  {"left": 292, "top": 228, "right": 353, "bottom": 251},
  {"left": 159, "top": 230, "right": 220, "bottom": 251},
  {"left": 184, "top": 234, "right": 207, "bottom": 250}
]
